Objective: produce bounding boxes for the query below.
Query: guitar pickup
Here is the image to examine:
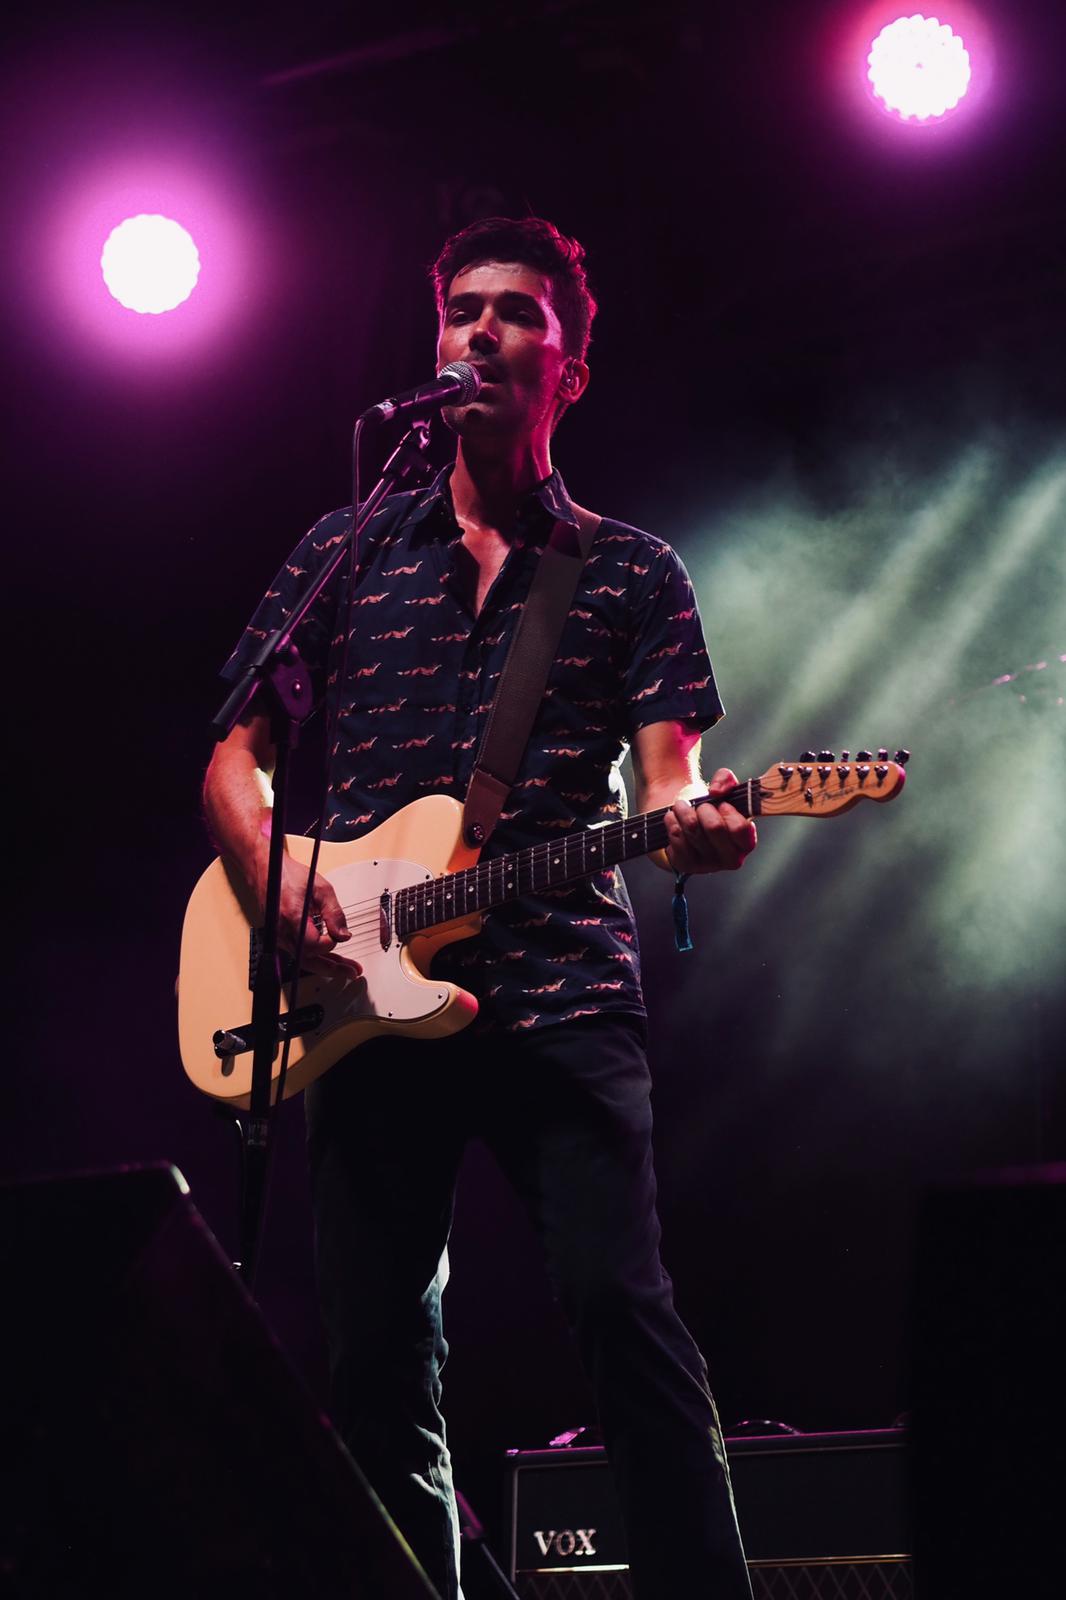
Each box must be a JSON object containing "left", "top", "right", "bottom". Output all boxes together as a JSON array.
[{"left": 213, "top": 1004, "right": 325, "bottom": 1061}]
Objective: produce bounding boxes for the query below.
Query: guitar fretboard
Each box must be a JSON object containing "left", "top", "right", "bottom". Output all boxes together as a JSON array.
[{"left": 394, "top": 782, "right": 758, "bottom": 939}]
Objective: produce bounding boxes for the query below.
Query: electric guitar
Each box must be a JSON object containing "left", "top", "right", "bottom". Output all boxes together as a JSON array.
[{"left": 179, "top": 749, "right": 907, "bottom": 1105}]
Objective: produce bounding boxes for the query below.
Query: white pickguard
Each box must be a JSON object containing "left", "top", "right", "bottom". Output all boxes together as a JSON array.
[{"left": 310, "top": 855, "right": 450, "bottom": 1025}]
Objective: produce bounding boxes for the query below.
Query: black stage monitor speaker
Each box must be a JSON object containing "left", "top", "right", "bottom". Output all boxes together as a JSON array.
[
  {"left": 910, "top": 1167, "right": 1066, "bottom": 1600},
  {"left": 0, "top": 1163, "right": 440, "bottom": 1600},
  {"left": 508, "top": 1431, "right": 912, "bottom": 1599}
]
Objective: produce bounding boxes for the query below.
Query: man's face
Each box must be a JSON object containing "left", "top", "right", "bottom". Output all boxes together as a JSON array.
[{"left": 436, "top": 259, "right": 584, "bottom": 442}]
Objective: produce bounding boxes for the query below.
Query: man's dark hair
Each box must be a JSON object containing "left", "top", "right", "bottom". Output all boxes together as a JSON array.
[{"left": 431, "top": 216, "right": 597, "bottom": 360}]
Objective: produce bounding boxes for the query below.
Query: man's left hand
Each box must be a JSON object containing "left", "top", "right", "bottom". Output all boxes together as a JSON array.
[{"left": 664, "top": 768, "right": 757, "bottom": 874}]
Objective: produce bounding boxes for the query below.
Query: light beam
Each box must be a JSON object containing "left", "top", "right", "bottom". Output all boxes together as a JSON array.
[{"left": 669, "top": 434, "right": 1065, "bottom": 1073}]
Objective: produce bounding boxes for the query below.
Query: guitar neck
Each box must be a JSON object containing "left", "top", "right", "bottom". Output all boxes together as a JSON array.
[{"left": 394, "top": 783, "right": 757, "bottom": 940}]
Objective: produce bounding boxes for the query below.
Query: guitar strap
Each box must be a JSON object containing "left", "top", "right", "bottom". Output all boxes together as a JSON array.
[{"left": 462, "top": 505, "right": 601, "bottom": 849}]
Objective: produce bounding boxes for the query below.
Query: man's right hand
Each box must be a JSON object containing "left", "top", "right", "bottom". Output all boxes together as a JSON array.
[
  {"left": 255, "top": 849, "right": 362, "bottom": 980},
  {"left": 204, "top": 717, "right": 363, "bottom": 980}
]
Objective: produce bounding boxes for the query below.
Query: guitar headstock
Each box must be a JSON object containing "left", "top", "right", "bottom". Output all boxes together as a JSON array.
[{"left": 756, "top": 748, "right": 908, "bottom": 817}]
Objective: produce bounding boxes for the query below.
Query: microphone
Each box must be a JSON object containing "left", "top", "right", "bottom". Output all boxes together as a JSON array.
[{"left": 360, "top": 361, "right": 482, "bottom": 424}]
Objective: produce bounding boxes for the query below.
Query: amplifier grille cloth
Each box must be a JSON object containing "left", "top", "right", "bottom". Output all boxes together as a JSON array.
[
  {"left": 749, "top": 1561, "right": 913, "bottom": 1600},
  {"left": 515, "top": 1561, "right": 912, "bottom": 1600}
]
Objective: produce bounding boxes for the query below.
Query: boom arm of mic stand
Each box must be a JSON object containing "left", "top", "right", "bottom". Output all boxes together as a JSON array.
[{"left": 207, "top": 417, "right": 435, "bottom": 1290}]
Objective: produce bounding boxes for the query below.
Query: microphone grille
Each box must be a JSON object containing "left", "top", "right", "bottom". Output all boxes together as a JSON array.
[{"left": 438, "top": 360, "right": 482, "bottom": 404}]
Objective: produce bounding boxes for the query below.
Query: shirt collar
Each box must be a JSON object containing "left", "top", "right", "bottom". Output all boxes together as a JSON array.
[{"left": 402, "top": 464, "right": 580, "bottom": 543}]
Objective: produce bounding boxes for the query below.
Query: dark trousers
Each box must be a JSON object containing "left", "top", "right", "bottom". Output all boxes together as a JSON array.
[{"left": 305, "top": 1014, "right": 752, "bottom": 1600}]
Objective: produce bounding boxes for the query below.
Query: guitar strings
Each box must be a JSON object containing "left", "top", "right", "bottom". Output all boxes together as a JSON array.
[
  {"left": 330, "top": 802, "right": 724, "bottom": 919},
  {"left": 327, "top": 785, "right": 756, "bottom": 928},
  {"left": 308, "top": 774, "right": 883, "bottom": 946},
  {"left": 331, "top": 833, "right": 623, "bottom": 922}
]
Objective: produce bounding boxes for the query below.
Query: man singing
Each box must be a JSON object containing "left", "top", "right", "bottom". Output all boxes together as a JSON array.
[{"left": 204, "top": 216, "right": 757, "bottom": 1598}]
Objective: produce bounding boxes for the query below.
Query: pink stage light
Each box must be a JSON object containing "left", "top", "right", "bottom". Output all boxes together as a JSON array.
[
  {"left": 41, "top": 155, "right": 256, "bottom": 369},
  {"left": 867, "top": 14, "right": 972, "bottom": 121},
  {"left": 100, "top": 213, "right": 201, "bottom": 314}
]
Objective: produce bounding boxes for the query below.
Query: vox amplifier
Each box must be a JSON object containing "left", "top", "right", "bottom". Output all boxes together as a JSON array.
[{"left": 508, "top": 1430, "right": 911, "bottom": 1599}]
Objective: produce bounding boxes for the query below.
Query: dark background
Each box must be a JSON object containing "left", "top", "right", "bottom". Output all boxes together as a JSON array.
[{"left": 4, "top": 0, "right": 1064, "bottom": 1547}]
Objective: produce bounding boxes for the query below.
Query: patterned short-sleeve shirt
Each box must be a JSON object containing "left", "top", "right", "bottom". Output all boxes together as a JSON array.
[{"left": 222, "top": 465, "right": 724, "bottom": 1033}]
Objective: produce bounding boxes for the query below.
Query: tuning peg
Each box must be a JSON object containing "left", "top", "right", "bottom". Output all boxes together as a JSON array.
[
  {"left": 877, "top": 748, "right": 889, "bottom": 762},
  {"left": 840, "top": 750, "right": 850, "bottom": 762},
  {"left": 817, "top": 749, "right": 834, "bottom": 763},
  {"left": 799, "top": 750, "right": 815, "bottom": 762},
  {"left": 894, "top": 748, "right": 910, "bottom": 766},
  {"left": 856, "top": 749, "right": 872, "bottom": 762}
]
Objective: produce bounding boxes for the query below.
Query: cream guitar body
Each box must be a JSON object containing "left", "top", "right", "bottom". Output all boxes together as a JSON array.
[
  {"left": 179, "top": 752, "right": 908, "bottom": 1107},
  {"left": 179, "top": 795, "right": 481, "bottom": 1106}
]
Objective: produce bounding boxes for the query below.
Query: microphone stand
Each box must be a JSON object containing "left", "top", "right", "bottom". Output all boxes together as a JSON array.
[{"left": 212, "top": 417, "right": 435, "bottom": 1289}]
